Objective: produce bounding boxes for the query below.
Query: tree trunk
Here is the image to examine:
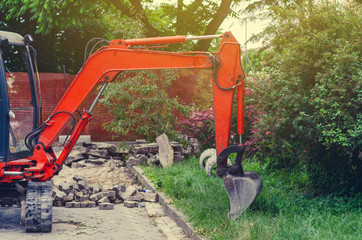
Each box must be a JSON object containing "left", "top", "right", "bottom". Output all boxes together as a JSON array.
[{"left": 194, "top": 0, "right": 233, "bottom": 51}]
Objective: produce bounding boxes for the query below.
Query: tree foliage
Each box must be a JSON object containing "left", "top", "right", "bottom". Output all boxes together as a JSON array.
[
  {"left": 0, "top": 1, "right": 112, "bottom": 73},
  {"left": 1, "top": 0, "right": 243, "bottom": 52},
  {"left": 100, "top": 70, "right": 191, "bottom": 142},
  {"left": 248, "top": 0, "right": 361, "bottom": 194}
]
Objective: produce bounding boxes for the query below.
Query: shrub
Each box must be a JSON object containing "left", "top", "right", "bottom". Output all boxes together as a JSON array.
[
  {"left": 248, "top": 1, "right": 361, "bottom": 193},
  {"left": 178, "top": 108, "right": 215, "bottom": 150},
  {"left": 100, "top": 70, "right": 191, "bottom": 142}
]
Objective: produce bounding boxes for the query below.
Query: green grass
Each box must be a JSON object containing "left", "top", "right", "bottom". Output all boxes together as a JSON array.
[{"left": 142, "top": 158, "right": 362, "bottom": 240}]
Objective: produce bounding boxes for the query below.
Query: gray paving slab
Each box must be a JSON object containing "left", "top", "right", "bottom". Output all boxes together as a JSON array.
[{"left": 0, "top": 203, "right": 188, "bottom": 240}]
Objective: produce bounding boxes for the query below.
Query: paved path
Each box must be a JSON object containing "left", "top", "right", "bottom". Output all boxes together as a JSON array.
[{"left": 0, "top": 203, "right": 189, "bottom": 240}]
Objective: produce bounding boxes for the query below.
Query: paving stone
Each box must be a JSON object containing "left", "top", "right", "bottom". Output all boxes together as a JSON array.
[
  {"left": 75, "top": 192, "right": 89, "bottom": 202},
  {"left": 121, "top": 185, "right": 137, "bottom": 200},
  {"left": 77, "top": 179, "right": 88, "bottom": 190},
  {"left": 63, "top": 193, "right": 74, "bottom": 202},
  {"left": 103, "top": 190, "right": 116, "bottom": 201},
  {"left": 131, "top": 143, "right": 158, "bottom": 155},
  {"left": 53, "top": 189, "right": 67, "bottom": 201},
  {"left": 98, "top": 196, "right": 110, "bottom": 203},
  {"left": 144, "top": 192, "right": 158, "bottom": 202},
  {"left": 71, "top": 162, "right": 86, "bottom": 168},
  {"left": 127, "top": 156, "right": 139, "bottom": 166},
  {"left": 85, "top": 149, "right": 109, "bottom": 159},
  {"left": 73, "top": 174, "right": 86, "bottom": 182},
  {"left": 73, "top": 202, "right": 81, "bottom": 208},
  {"left": 128, "top": 195, "right": 142, "bottom": 202},
  {"left": 90, "top": 192, "right": 104, "bottom": 201},
  {"left": 124, "top": 201, "right": 139, "bottom": 208},
  {"left": 173, "top": 152, "right": 185, "bottom": 163},
  {"left": 80, "top": 201, "right": 96, "bottom": 208},
  {"left": 59, "top": 181, "right": 73, "bottom": 194},
  {"left": 113, "top": 199, "right": 123, "bottom": 204},
  {"left": 145, "top": 202, "right": 165, "bottom": 217},
  {"left": 92, "top": 183, "right": 103, "bottom": 194},
  {"left": 110, "top": 184, "right": 125, "bottom": 194},
  {"left": 54, "top": 200, "right": 63, "bottom": 207},
  {"left": 99, "top": 202, "right": 114, "bottom": 210},
  {"left": 65, "top": 202, "right": 74, "bottom": 208}
]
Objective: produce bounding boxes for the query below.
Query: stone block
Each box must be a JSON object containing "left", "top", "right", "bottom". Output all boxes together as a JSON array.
[
  {"left": 77, "top": 180, "right": 88, "bottom": 190},
  {"left": 98, "top": 196, "right": 110, "bottom": 203},
  {"left": 73, "top": 202, "right": 81, "bottom": 208},
  {"left": 171, "top": 142, "right": 184, "bottom": 153},
  {"left": 128, "top": 195, "right": 141, "bottom": 202},
  {"left": 80, "top": 201, "right": 96, "bottom": 208},
  {"left": 54, "top": 200, "right": 63, "bottom": 207},
  {"left": 124, "top": 201, "right": 138, "bottom": 208},
  {"left": 75, "top": 192, "right": 88, "bottom": 202},
  {"left": 71, "top": 162, "right": 86, "bottom": 168},
  {"left": 110, "top": 184, "right": 125, "bottom": 194},
  {"left": 53, "top": 189, "right": 67, "bottom": 201},
  {"left": 127, "top": 156, "right": 139, "bottom": 166},
  {"left": 59, "top": 181, "right": 73, "bottom": 194},
  {"left": 73, "top": 175, "right": 87, "bottom": 182},
  {"left": 156, "top": 134, "right": 174, "bottom": 168},
  {"left": 85, "top": 149, "right": 109, "bottom": 159},
  {"left": 65, "top": 202, "right": 74, "bottom": 208},
  {"left": 121, "top": 186, "right": 137, "bottom": 201},
  {"left": 84, "top": 158, "right": 107, "bottom": 166},
  {"left": 147, "top": 155, "right": 160, "bottom": 166},
  {"left": 173, "top": 152, "right": 184, "bottom": 163},
  {"left": 63, "top": 193, "right": 74, "bottom": 202},
  {"left": 131, "top": 143, "right": 158, "bottom": 155},
  {"left": 83, "top": 142, "right": 118, "bottom": 154},
  {"left": 103, "top": 190, "right": 116, "bottom": 201},
  {"left": 99, "top": 203, "right": 114, "bottom": 210},
  {"left": 92, "top": 183, "right": 102, "bottom": 194},
  {"left": 144, "top": 192, "right": 158, "bottom": 203},
  {"left": 90, "top": 192, "right": 104, "bottom": 201}
]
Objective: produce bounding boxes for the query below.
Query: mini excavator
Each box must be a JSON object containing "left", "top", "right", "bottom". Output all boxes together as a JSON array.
[{"left": 0, "top": 30, "right": 262, "bottom": 232}]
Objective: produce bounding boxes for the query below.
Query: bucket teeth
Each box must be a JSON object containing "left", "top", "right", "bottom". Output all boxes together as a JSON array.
[{"left": 223, "top": 171, "right": 262, "bottom": 219}]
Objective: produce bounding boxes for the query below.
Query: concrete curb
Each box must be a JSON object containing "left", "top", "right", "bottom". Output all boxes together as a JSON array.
[{"left": 127, "top": 163, "right": 204, "bottom": 240}]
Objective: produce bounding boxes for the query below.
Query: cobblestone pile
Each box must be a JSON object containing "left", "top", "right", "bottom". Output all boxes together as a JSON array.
[
  {"left": 52, "top": 135, "right": 200, "bottom": 210},
  {"left": 53, "top": 174, "right": 158, "bottom": 210}
]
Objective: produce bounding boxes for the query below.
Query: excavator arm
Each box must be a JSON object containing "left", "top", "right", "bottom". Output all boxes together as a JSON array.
[{"left": 0, "top": 32, "right": 261, "bottom": 221}]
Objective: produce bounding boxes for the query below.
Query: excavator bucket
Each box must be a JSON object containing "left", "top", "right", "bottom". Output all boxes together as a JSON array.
[
  {"left": 214, "top": 145, "right": 263, "bottom": 219},
  {"left": 224, "top": 172, "right": 262, "bottom": 219}
]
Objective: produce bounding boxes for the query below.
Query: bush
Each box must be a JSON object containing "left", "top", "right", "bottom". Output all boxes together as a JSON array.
[
  {"left": 178, "top": 108, "right": 215, "bottom": 150},
  {"left": 248, "top": 1, "right": 361, "bottom": 193},
  {"left": 100, "top": 70, "right": 191, "bottom": 142}
]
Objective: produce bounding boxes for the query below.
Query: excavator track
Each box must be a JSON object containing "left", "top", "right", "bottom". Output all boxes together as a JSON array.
[{"left": 25, "top": 181, "right": 53, "bottom": 232}]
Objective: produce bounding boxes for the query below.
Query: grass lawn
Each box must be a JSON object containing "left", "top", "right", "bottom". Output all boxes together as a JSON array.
[{"left": 142, "top": 157, "right": 361, "bottom": 240}]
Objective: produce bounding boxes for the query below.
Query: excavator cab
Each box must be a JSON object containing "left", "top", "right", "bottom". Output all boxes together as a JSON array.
[{"left": 0, "top": 31, "right": 40, "bottom": 163}]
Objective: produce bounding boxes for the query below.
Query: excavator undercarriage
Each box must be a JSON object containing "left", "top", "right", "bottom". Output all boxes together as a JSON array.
[{"left": 0, "top": 30, "right": 262, "bottom": 232}]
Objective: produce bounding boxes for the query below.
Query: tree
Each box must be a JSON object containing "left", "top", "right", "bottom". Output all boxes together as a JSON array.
[
  {"left": 0, "top": 2, "right": 112, "bottom": 73},
  {"left": 1, "top": 0, "right": 243, "bottom": 52},
  {"left": 248, "top": 0, "right": 361, "bottom": 193}
]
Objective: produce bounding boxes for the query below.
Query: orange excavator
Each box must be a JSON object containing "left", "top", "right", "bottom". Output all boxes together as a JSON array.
[{"left": 0, "top": 30, "right": 262, "bottom": 232}]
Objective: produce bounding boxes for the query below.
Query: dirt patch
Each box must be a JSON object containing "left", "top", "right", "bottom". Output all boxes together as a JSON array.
[{"left": 53, "top": 160, "right": 138, "bottom": 188}]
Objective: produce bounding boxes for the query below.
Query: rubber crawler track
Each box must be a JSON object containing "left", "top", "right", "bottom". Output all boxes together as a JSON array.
[{"left": 25, "top": 181, "right": 53, "bottom": 232}]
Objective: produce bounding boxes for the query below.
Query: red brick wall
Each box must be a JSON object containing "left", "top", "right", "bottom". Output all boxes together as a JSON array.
[{"left": 7, "top": 71, "right": 210, "bottom": 141}]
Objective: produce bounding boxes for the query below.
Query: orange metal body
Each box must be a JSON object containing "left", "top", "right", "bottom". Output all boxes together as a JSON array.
[{"left": 0, "top": 32, "right": 244, "bottom": 183}]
